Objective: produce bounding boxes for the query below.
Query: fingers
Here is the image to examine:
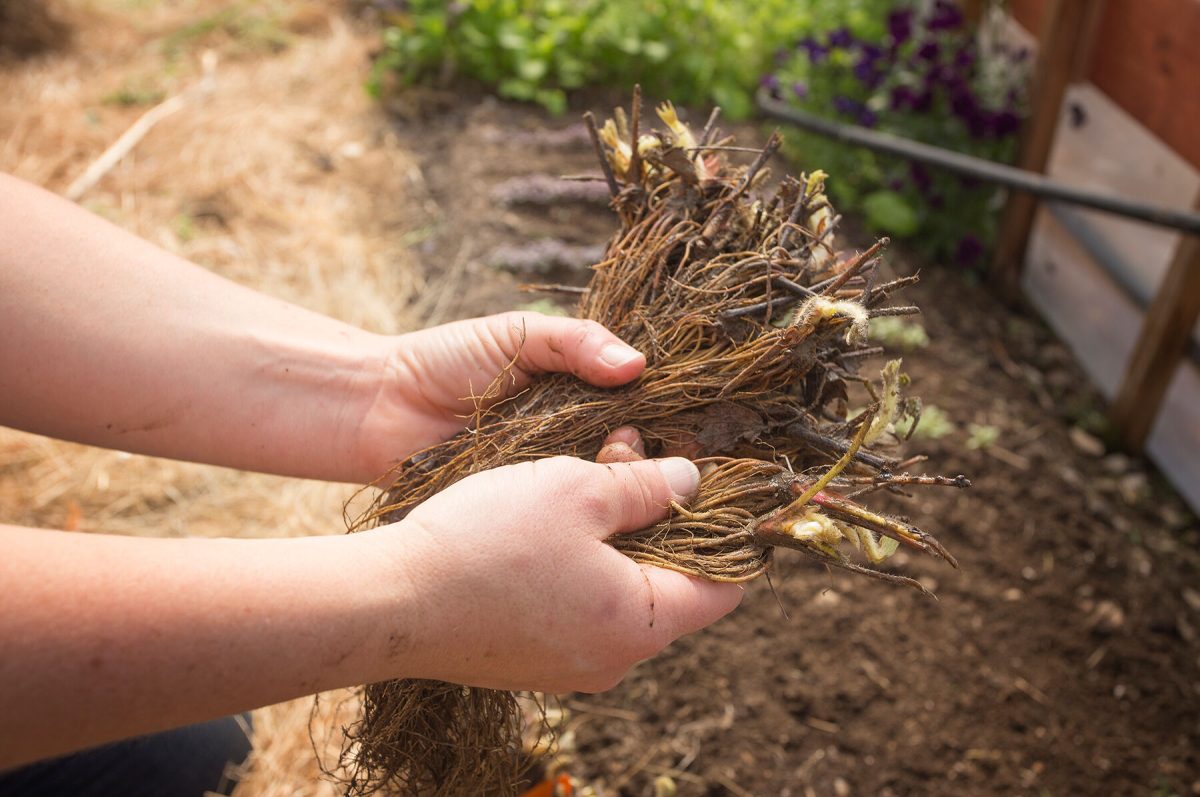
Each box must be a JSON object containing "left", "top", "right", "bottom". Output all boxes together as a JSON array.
[
  {"left": 604, "top": 425, "right": 646, "bottom": 455},
  {"left": 577, "top": 457, "right": 699, "bottom": 536},
  {"left": 596, "top": 426, "right": 646, "bottom": 464},
  {"left": 489, "top": 312, "right": 645, "bottom": 388}
]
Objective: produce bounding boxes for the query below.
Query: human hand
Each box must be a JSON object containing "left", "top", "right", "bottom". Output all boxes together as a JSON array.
[
  {"left": 353, "top": 312, "right": 646, "bottom": 480},
  {"left": 365, "top": 455, "right": 742, "bottom": 693}
]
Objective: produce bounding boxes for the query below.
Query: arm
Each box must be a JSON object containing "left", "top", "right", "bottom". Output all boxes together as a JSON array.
[
  {"left": 0, "top": 456, "right": 741, "bottom": 769},
  {"left": 0, "top": 173, "right": 644, "bottom": 483}
]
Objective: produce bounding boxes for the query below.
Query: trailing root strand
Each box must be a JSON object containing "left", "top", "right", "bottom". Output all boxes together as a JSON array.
[{"left": 337, "top": 95, "right": 968, "bottom": 796}]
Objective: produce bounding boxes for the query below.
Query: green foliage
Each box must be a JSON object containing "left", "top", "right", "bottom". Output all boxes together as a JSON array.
[
  {"left": 102, "top": 78, "right": 167, "bottom": 107},
  {"left": 869, "top": 316, "right": 929, "bottom": 351},
  {"left": 862, "top": 189, "right": 919, "bottom": 236},
  {"left": 174, "top": 212, "right": 196, "bottom": 243},
  {"left": 965, "top": 422, "right": 1000, "bottom": 449},
  {"left": 517, "top": 298, "right": 570, "bottom": 316},
  {"left": 900, "top": 403, "right": 953, "bottom": 440},
  {"left": 368, "top": 0, "right": 818, "bottom": 117}
]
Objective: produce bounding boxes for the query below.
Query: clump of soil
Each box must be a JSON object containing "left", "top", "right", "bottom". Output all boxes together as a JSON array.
[{"left": 339, "top": 94, "right": 968, "bottom": 796}]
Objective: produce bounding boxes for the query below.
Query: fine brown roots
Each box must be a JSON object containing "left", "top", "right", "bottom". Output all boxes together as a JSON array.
[{"left": 336, "top": 96, "right": 967, "bottom": 796}]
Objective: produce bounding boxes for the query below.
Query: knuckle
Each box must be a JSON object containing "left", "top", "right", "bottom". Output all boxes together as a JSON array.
[
  {"left": 628, "top": 463, "right": 668, "bottom": 522},
  {"left": 542, "top": 457, "right": 609, "bottom": 517},
  {"left": 494, "top": 310, "right": 534, "bottom": 339},
  {"left": 576, "top": 460, "right": 621, "bottom": 520},
  {"left": 573, "top": 319, "right": 606, "bottom": 348}
]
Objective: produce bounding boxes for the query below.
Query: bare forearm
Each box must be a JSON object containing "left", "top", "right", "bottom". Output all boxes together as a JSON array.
[
  {"left": 0, "top": 524, "right": 412, "bottom": 768},
  {"left": 0, "top": 173, "right": 387, "bottom": 482}
]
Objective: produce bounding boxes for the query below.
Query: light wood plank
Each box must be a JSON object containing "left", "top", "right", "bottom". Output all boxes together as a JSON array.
[{"left": 1111, "top": 192, "right": 1200, "bottom": 450}]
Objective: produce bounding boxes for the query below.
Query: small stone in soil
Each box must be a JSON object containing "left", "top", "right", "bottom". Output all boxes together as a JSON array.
[{"left": 1069, "top": 426, "right": 1105, "bottom": 457}]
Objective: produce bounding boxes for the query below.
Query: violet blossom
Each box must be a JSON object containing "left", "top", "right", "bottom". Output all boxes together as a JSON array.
[
  {"left": 890, "top": 85, "right": 919, "bottom": 111},
  {"left": 832, "top": 95, "right": 862, "bottom": 117},
  {"left": 928, "top": 0, "right": 964, "bottom": 31},
  {"left": 887, "top": 8, "right": 914, "bottom": 46},
  {"left": 954, "top": 233, "right": 984, "bottom": 265},
  {"left": 828, "top": 27, "right": 855, "bottom": 49},
  {"left": 797, "top": 36, "right": 829, "bottom": 63}
]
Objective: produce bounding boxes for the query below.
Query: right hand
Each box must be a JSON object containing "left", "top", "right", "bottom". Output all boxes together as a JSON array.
[{"left": 370, "top": 455, "right": 743, "bottom": 693}]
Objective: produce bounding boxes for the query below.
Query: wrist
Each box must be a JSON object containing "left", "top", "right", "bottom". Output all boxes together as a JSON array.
[
  {"left": 344, "top": 523, "right": 433, "bottom": 683},
  {"left": 322, "top": 331, "right": 397, "bottom": 484},
  {"left": 346, "top": 333, "right": 426, "bottom": 485},
  {"left": 252, "top": 326, "right": 394, "bottom": 484}
]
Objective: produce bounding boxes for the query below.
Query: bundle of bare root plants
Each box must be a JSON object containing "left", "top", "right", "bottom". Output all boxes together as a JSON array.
[{"left": 336, "top": 91, "right": 969, "bottom": 796}]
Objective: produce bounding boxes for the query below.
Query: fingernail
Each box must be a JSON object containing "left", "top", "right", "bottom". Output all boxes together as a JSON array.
[
  {"left": 599, "top": 342, "right": 643, "bottom": 369},
  {"left": 657, "top": 457, "right": 700, "bottom": 499}
]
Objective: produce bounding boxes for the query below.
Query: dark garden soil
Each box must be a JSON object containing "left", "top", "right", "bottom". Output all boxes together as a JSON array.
[{"left": 384, "top": 93, "right": 1200, "bottom": 797}]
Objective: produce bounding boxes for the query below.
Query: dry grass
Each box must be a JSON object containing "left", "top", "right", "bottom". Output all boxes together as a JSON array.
[{"left": 0, "top": 1, "right": 428, "bottom": 793}]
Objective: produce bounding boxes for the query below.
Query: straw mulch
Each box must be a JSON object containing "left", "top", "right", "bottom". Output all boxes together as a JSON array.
[{"left": 0, "top": 3, "right": 428, "bottom": 794}]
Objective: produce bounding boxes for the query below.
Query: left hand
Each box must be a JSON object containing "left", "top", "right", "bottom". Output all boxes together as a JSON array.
[{"left": 353, "top": 312, "right": 646, "bottom": 480}]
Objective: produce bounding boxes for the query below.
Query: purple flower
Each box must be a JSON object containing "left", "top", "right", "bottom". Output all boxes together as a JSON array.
[
  {"left": 913, "top": 89, "right": 934, "bottom": 112},
  {"left": 791, "top": 81, "right": 809, "bottom": 99},
  {"left": 828, "top": 27, "right": 855, "bottom": 49},
  {"left": 832, "top": 95, "right": 862, "bottom": 117},
  {"left": 887, "top": 8, "right": 914, "bottom": 45},
  {"left": 853, "top": 58, "right": 883, "bottom": 88},
  {"left": 953, "top": 44, "right": 977, "bottom": 70},
  {"left": 916, "top": 40, "right": 941, "bottom": 62},
  {"left": 993, "top": 109, "right": 1022, "bottom": 137},
  {"left": 760, "top": 74, "right": 782, "bottom": 98},
  {"left": 859, "top": 43, "right": 884, "bottom": 62},
  {"left": 937, "top": 70, "right": 966, "bottom": 93},
  {"left": 890, "top": 85, "right": 919, "bottom": 111},
  {"left": 858, "top": 108, "right": 878, "bottom": 128},
  {"left": 928, "top": 0, "right": 964, "bottom": 31},
  {"left": 797, "top": 36, "right": 829, "bottom": 63},
  {"left": 955, "top": 233, "right": 984, "bottom": 265},
  {"left": 950, "top": 87, "right": 978, "bottom": 120}
]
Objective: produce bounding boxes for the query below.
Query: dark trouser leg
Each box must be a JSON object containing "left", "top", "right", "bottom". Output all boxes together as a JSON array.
[{"left": 0, "top": 714, "right": 253, "bottom": 797}]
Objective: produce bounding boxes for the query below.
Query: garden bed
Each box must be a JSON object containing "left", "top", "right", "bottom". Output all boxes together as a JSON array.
[
  {"left": 1, "top": 5, "right": 1196, "bottom": 795},
  {"left": 385, "top": 95, "right": 1199, "bottom": 797}
]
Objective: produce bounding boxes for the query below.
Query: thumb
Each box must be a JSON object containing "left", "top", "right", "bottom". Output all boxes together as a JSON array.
[
  {"left": 492, "top": 313, "right": 646, "bottom": 387},
  {"left": 640, "top": 566, "right": 745, "bottom": 645},
  {"left": 582, "top": 457, "right": 700, "bottom": 536}
]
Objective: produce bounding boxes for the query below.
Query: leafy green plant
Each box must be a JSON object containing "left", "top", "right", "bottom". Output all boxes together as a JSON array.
[
  {"left": 769, "top": 0, "right": 1030, "bottom": 264},
  {"left": 367, "top": 0, "right": 820, "bottom": 117},
  {"left": 966, "top": 422, "right": 1000, "bottom": 449},
  {"left": 899, "top": 403, "right": 953, "bottom": 440},
  {"left": 517, "top": 298, "right": 570, "bottom": 316},
  {"left": 869, "top": 316, "right": 929, "bottom": 351}
]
